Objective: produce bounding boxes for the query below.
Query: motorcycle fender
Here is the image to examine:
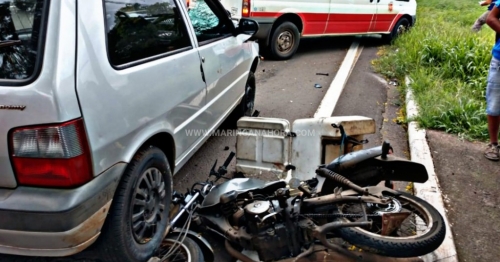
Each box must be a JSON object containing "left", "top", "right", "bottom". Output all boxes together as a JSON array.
[
  {"left": 374, "top": 155, "right": 428, "bottom": 183},
  {"left": 168, "top": 229, "right": 215, "bottom": 262}
]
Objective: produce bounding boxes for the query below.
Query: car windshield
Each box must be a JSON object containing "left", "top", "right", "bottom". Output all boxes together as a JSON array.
[{"left": 0, "top": 0, "right": 46, "bottom": 81}]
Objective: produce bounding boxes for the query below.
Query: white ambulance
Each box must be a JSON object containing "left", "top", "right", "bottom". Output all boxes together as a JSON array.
[{"left": 220, "top": 0, "right": 417, "bottom": 60}]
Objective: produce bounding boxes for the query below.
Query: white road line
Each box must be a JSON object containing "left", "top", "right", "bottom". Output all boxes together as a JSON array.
[{"left": 314, "top": 36, "right": 363, "bottom": 118}]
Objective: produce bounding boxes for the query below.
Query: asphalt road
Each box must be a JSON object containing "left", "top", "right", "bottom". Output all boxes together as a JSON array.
[{"left": 0, "top": 35, "right": 410, "bottom": 262}]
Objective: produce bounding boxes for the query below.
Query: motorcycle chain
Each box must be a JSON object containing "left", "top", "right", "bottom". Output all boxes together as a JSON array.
[{"left": 303, "top": 213, "right": 380, "bottom": 219}]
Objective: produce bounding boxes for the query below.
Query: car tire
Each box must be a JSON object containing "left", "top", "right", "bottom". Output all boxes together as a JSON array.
[
  {"left": 382, "top": 17, "right": 410, "bottom": 43},
  {"left": 93, "top": 146, "right": 173, "bottom": 262},
  {"left": 228, "top": 71, "right": 256, "bottom": 128},
  {"left": 269, "top": 21, "right": 300, "bottom": 60}
]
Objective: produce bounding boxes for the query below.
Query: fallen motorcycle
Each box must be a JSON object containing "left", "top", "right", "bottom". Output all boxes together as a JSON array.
[{"left": 166, "top": 121, "right": 446, "bottom": 262}]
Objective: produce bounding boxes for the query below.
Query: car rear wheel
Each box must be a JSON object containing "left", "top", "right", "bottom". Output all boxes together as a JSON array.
[
  {"left": 269, "top": 21, "right": 300, "bottom": 60},
  {"left": 93, "top": 146, "right": 173, "bottom": 262}
]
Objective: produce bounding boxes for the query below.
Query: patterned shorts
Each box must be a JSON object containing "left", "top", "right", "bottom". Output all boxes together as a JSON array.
[{"left": 486, "top": 57, "right": 500, "bottom": 116}]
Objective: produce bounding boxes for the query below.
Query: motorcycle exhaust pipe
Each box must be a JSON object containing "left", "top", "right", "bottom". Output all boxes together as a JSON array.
[
  {"left": 316, "top": 168, "right": 369, "bottom": 195},
  {"left": 225, "top": 240, "right": 259, "bottom": 262}
]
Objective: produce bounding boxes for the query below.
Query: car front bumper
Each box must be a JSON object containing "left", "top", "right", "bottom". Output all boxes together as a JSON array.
[{"left": 0, "top": 163, "right": 125, "bottom": 257}]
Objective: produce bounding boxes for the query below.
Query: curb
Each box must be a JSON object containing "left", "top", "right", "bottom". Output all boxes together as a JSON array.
[{"left": 405, "top": 77, "right": 459, "bottom": 262}]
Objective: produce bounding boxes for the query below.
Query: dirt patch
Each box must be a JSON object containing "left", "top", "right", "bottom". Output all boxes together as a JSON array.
[{"left": 426, "top": 130, "right": 500, "bottom": 262}]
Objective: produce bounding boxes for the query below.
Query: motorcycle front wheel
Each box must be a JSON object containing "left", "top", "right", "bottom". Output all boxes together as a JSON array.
[
  {"left": 157, "top": 235, "right": 204, "bottom": 262},
  {"left": 334, "top": 190, "right": 446, "bottom": 257}
]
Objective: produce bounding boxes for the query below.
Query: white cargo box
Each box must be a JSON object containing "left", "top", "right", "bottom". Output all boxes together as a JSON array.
[{"left": 235, "top": 116, "right": 376, "bottom": 181}]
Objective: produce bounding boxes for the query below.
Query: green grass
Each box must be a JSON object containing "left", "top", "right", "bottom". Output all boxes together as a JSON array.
[{"left": 373, "top": 0, "right": 495, "bottom": 140}]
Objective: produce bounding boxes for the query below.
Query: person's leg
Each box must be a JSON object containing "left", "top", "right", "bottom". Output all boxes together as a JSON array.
[
  {"left": 488, "top": 115, "right": 500, "bottom": 144},
  {"left": 473, "top": 11, "right": 491, "bottom": 32},
  {"left": 485, "top": 57, "right": 500, "bottom": 160}
]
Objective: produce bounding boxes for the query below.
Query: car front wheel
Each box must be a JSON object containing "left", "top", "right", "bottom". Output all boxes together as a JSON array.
[
  {"left": 228, "top": 71, "right": 256, "bottom": 127},
  {"left": 93, "top": 146, "right": 173, "bottom": 262}
]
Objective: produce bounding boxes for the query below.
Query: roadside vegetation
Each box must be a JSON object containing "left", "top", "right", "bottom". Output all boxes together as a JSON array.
[{"left": 374, "top": 0, "right": 494, "bottom": 140}]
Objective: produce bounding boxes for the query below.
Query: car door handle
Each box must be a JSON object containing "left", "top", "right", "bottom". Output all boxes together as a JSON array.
[{"left": 201, "top": 57, "right": 205, "bottom": 63}]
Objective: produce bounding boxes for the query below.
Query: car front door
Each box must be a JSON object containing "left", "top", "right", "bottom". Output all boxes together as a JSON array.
[
  {"left": 184, "top": 0, "right": 251, "bottom": 128},
  {"left": 325, "top": 0, "right": 374, "bottom": 34}
]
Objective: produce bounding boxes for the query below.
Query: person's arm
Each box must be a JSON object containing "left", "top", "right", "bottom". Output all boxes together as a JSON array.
[
  {"left": 480, "top": 0, "right": 492, "bottom": 6},
  {"left": 487, "top": 6, "right": 500, "bottom": 33}
]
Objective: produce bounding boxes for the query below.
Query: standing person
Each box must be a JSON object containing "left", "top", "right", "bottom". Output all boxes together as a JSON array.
[
  {"left": 484, "top": 5, "right": 500, "bottom": 160},
  {"left": 473, "top": 0, "right": 497, "bottom": 32}
]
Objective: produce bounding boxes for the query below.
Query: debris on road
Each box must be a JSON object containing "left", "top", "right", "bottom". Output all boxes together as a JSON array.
[
  {"left": 388, "top": 79, "right": 398, "bottom": 86},
  {"left": 314, "top": 83, "right": 322, "bottom": 88},
  {"left": 316, "top": 72, "right": 329, "bottom": 76}
]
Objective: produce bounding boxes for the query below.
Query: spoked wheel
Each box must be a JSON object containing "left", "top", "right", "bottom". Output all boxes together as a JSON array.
[
  {"left": 158, "top": 236, "right": 204, "bottom": 262},
  {"left": 334, "top": 191, "right": 445, "bottom": 257},
  {"left": 131, "top": 167, "right": 168, "bottom": 243}
]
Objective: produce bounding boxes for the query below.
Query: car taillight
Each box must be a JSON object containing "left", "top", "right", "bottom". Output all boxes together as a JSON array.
[
  {"left": 9, "top": 118, "right": 93, "bottom": 188},
  {"left": 242, "top": 0, "right": 250, "bottom": 17}
]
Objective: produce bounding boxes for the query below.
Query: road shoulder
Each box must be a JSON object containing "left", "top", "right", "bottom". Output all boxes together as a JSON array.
[{"left": 426, "top": 130, "right": 500, "bottom": 262}]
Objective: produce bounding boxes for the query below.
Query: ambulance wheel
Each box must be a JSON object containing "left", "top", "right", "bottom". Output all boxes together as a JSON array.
[
  {"left": 383, "top": 17, "right": 410, "bottom": 43},
  {"left": 269, "top": 21, "right": 300, "bottom": 60}
]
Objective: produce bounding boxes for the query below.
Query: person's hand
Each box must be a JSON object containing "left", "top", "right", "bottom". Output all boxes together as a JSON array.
[{"left": 479, "top": 1, "right": 489, "bottom": 6}]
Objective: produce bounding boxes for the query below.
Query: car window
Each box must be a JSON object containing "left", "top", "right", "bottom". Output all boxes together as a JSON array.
[
  {"left": 103, "top": 0, "right": 192, "bottom": 66},
  {"left": 0, "top": 0, "right": 47, "bottom": 82},
  {"left": 188, "top": 0, "right": 231, "bottom": 44}
]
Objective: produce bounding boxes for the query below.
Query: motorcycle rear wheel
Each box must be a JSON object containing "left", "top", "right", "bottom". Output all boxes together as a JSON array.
[
  {"left": 158, "top": 235, "right": 204, "bottom": 262},
  {"left": 334, "top": 190, "right": 446, "bottom": 258}
]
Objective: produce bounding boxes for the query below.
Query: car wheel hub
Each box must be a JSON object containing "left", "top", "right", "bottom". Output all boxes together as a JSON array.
[
  {"left": 131, "top": 167, "right": 167, "bottom": 244},
  {"left": 397, "top": 25, "right": 406, "bottom": 35},
  {"left": 277, "top": 30, "right": 294, "bottom": 53}
]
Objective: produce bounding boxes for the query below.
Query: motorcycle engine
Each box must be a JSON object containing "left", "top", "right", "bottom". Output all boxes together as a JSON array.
[
  {"left": 242, "top": 199, "right": 295, "bottom": 261},
  {"left": 217, "top": 187, "right": 303, "bottom": 262},
  {"left": 243, "top": 200, "right": 274, "bottom": 234}
]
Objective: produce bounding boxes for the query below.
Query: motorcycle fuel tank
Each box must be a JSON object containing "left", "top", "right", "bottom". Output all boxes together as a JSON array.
[{"left": 201, "top": 178, "right": 286, "bottom": 208}]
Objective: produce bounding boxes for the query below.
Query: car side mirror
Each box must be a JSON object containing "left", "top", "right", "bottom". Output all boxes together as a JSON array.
[{"left": 236, "top": 18, "right": 259, "bottom": 37}]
